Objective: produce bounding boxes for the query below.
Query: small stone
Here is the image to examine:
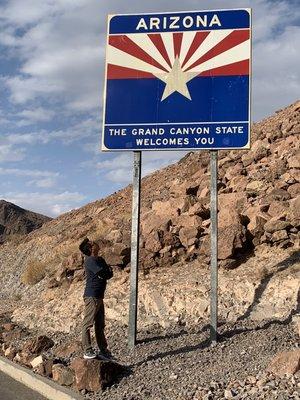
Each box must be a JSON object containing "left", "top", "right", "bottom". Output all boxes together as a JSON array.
[
  {"left": 224, "top": 388, "right": 234, "bottom": 399},
  {"left": 4, "top": 346, "right": 16, "bottom": 360},
  {"left": 30, "top": 355, "right": 44, "bottom": 369}
]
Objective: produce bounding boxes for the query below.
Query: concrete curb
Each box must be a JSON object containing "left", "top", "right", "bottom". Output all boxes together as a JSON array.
[{"left": 0, "top": 355, "right": 83, "bottom": 400}]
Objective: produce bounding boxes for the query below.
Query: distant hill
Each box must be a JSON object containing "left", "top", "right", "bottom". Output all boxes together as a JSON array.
[{"left": 0, "top": 200, "right": 51, "bottom": 243}]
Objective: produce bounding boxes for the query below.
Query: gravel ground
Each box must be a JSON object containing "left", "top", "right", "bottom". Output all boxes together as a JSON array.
[
  {"left": 85, "top": 319, "right": 300, "bottom": 400},
  {"left": 1, "top": 312, "right": 299, "bottom": 399}
]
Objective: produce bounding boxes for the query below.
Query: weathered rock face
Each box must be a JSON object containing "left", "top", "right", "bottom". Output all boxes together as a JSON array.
[{"left": 0, "top": 200, "right": 51, "bottom": 243}]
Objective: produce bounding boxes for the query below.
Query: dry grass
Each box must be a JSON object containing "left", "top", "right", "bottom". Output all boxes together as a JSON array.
[{"left": 21, "top": 260, "right": 48, "bottom": 285}]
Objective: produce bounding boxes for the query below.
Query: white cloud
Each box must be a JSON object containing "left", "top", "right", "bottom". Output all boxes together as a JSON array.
[
  {"left": 0, "top": 167, "right": 59, "bottom": 189},
  {"left": 1, "top": 191, "right": 86, "bottom": 217},
  {"left": 0, "top": 167, "right": 59, "bottom": 178},
  {"left": 17, "top": 107, "right": 55, "bottom": 125},
  {"left": 3, "top": 116, "right": 100, "bottom": 149},
  {"left": 96, "top": 151, "right": 187, "bottom": 183},
  {"left": 28, "top": 178, "right": 57, "bottom": 188},
  {"left": 0, "top": 144, "right": 25, "bottom": 162}
]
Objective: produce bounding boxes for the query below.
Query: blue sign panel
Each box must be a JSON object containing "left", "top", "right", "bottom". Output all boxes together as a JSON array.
[{"left": 102, "top": 9, "right": 251, "bottom": 151}]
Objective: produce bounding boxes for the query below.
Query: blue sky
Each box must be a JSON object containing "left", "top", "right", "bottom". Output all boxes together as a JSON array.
[{"left": 0, "top": 0, "right": 299, "bottom": 217}]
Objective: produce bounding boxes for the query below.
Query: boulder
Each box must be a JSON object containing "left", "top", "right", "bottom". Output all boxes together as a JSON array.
[
  {"left": 288, "top": 152, "right": 300, "bottom": 169},
  {"left": 62, "top": 253, "right": 83, "bottom": 271},
  {"left": 106, "top": 229, "right": 122, "bottom": 243},
  {"left": 264, "top": 217, "right": 290, "bottom": 233},
  {"left": 289, "top": 195, "right": 300, "bottom": 220},
  {"left": 268, "top": 201, "right": 289, "bottom": 217},
  {"left": 179, "top": 227, "right": 201, "bottom": 248},
  {"left": 271, "top": 230, "right": 289, "bottom": 242},
  {"left": 161, "top": 231, "right": 181, "bottom": 248},
  {"left": 54, "top": 340, "right": 82, "bottom": 358},
  {"left": 35, "top": 358, "right": 53, "bottom": 377},
  {"left": 241, "top": 153, "right": 254, "bottom": 167},
  {"left": 23, "top": 335, "right": 54, "bottom": 354},
  {"left": 267, "top": 349, "right": 300, "bottom": 377},
  {"left": 71, "top": 358, "right": 126, "bottom": 391},
  {"left": 144, "top": 231, "right": 162, "bottom": 253},
  {"left": 248, "top": 214, "right": 268, "bottom": 243},
  {"left": 151, "top": 199, "right": 184, "bottom": 217},
  {"left": 52, "top": 363, "right": 74, "bottom": 386},
  {"left": 287, "top": 183, "right": 300, "bottom": 198},
  {"left": 103, "top": 243, "right": 130, "bottom": 266},
  {"left": 265, "top": 188, "right": 291, "bottom": 202},
  {"left": 175, "top": 214, "right": 202, "bottom": 229},
  {"left": 141, "top": 211, "right": 171, "bottom": 236},
  {"left": 251, "top": 140, "right": 270, "bottom": 161},
  {"left": 218, "top": 193, "right": 248, "bottom": 214},
  {"left": 218, "top": 209, "right": 247, "bottom": 260},
  {"left": 188, "top": 203, "right": 210, "bottom": 219},
  {"left": 246, "top": 180, "right": 265, "bottom": 194},
  {"left": 228, "top": 175, "right": 248, "bottom": 192},
  {"left": 224, "top": 163, "right": 244, "bottom": 181}
]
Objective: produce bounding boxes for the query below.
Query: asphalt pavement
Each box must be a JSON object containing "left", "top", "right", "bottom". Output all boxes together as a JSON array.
[{"left": 0, "top": 370, "right": 47, "bottom": 400}]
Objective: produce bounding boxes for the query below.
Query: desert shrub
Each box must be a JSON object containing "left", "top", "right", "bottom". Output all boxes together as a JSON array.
[{"left": 21, "top": 260, "right": 47, "bottom": 285}]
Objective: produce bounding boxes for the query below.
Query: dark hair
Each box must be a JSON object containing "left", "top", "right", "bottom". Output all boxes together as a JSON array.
[{"left": 79, "top": 238, "right": 92, "bottom": 256}]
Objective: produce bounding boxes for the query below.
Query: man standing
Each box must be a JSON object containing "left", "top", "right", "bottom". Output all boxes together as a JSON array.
[{"left": 79, "top": 238, "right": 113, "bottom": 359}]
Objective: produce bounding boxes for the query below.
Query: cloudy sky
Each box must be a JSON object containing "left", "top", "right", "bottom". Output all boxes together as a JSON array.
[{"left": 0, "top": 0, "right": 299, "bottom": 217}]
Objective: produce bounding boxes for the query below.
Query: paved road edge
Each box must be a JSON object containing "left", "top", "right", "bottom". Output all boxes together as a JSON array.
[{"left": 0, "top": 355, "right": 83, "bottom": 400}]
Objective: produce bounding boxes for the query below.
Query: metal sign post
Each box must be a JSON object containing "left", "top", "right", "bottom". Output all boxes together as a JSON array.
[
  {"left": 210, "top": 150, "right": 218, "bottom": 344},
  {"left": 128, "top": 151, "right": 142, "bottom": 348}
]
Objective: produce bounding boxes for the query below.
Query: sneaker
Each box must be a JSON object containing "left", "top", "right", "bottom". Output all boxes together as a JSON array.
[
  {"left": 97, "top": 349, "right": 115, "bottom": 360},
  {"left": 83, "top": 349, "right": 97, "bottom": 359}
]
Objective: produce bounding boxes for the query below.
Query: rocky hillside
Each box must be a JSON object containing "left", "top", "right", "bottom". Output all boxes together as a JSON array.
[
  {"left": 0, "top": 200, "right": 51, "bottom": 244},
  {"left": 0, "top": 101, "right": 299, "bottom": 334}
]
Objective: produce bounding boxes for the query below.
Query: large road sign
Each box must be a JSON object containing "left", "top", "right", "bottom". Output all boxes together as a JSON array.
[{"left": 102, "top": 9, "right": 251, "bottom": 151}]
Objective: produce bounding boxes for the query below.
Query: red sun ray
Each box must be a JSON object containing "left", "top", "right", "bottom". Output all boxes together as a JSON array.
[
  {"left": 173, "top": 32, "right": 183, "bottom": 58},
  {"left": 199, "top": 59, "right": 249, "bottom": 76},
  {"left": 107, "top": 64, "right": 154, "bottom": 79},
  {"left": 148, "top": 33, "right": 172, "bottom": 68},
  {"left": 185, "top": 29, "right": 250, "bottom": 72},
  {"left": 109, "top": 35, "right": 168, "bottom": 72},
  {"left": 181, "top": 31, "right": 210, "bottom": 68}
]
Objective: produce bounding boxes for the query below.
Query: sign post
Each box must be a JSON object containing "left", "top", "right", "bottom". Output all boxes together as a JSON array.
[
  {"left": 210, "top": 150, "right": 218, "bottom": 343},
  {"left": 128, "top": 151, "right": 142, "bottom": 348},
  {"left": 102, "top": 8, "right": 251, "bottom": 346}
]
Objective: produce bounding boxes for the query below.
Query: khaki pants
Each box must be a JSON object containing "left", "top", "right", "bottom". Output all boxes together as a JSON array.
[{"left": 82, "top": 297, "right": 108, "bottom": 353}]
